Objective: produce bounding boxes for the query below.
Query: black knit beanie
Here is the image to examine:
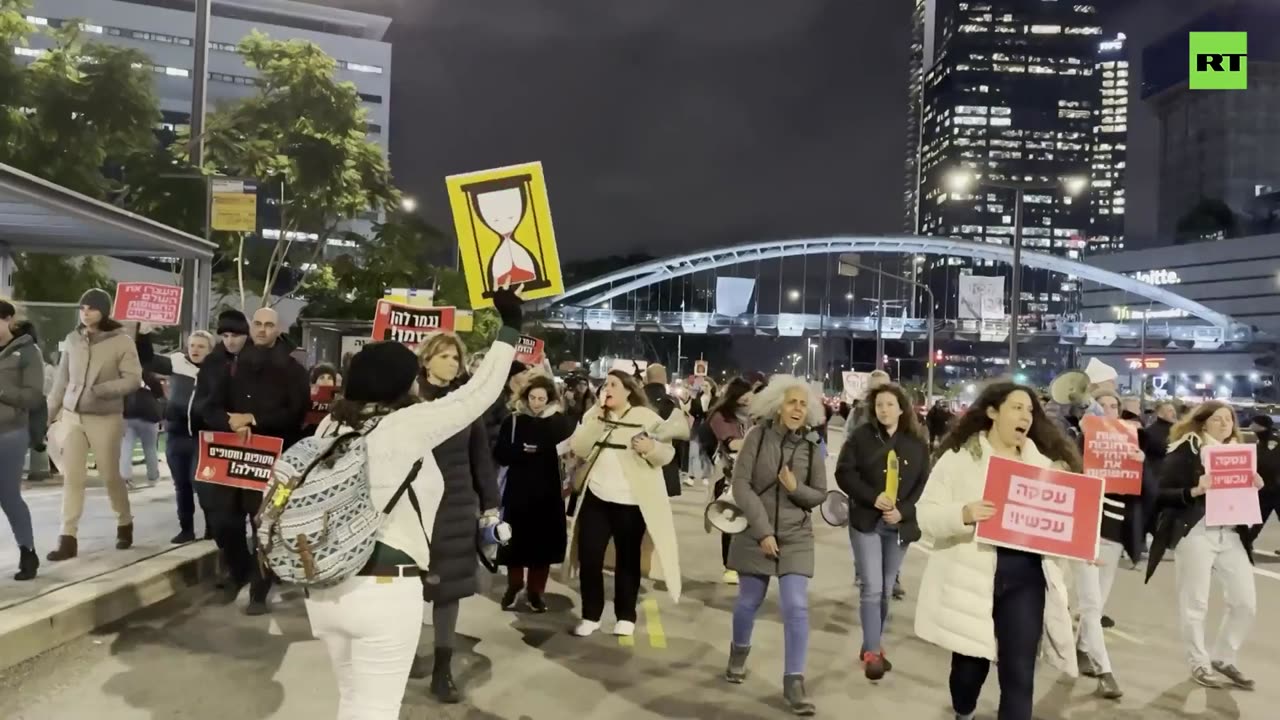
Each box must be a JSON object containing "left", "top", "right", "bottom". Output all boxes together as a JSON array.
[
  {"left": 78, "top": 289, "right": 112, "bottom": 318},
  {"left": 216, "top": 309, "right": 249, "bottom": 336},
  {"left": 345, "top": 341, "right": 421, "bottom": 404}
]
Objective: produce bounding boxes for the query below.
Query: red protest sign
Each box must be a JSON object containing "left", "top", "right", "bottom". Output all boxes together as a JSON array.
[
  {"left": 195, "top": 431, "right": 284, "bottom": 491},
  {"left": 371, "top": 300, "right": 455, "bottom": 347},
  {"left": 112, "top": 282, "right": 183, "bottom": 325},
  {"left": 975, "top": 456, "right": 1104, "bottom": 562},
  {"left": 1204, "top": 444, "right": 1261, "bottom": 526},
  {"left": 1081, "top": 416, "right": 1143, "bottom": 495},
  {"left": 306, "top": 385, "right": 336, "bottom": 428},
  {"left": 515, "top": 335, "right": 545, "bottom": 365}
]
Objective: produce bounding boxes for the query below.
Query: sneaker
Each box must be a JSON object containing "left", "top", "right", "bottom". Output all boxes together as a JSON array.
[
  {"left": 892, "top": 580, "right": 906, "bottom": 600},
  {"left": 170, "top": 530, "right": 196, "bottom": 545},
  {"left": 722, "top": 570, "right": 739, "bottom": 585},
  {"left": 612, "top": 620, "right": 636, "bottom": 637},
  {"left": 682, "top": 476, "right": 695, "bottom": 487},
  {"left": 881, "top": 651, "right": 893, "bottom": 673},
  {"left": 527, "top": 592, "right": 547, "bottom": 614},
  {"left": 244, "top": 599, "right": 270, "bottom": 616},
  {"left": 500, "top": 587, "right": 520, "bottom": 611},
  {"left": 1211, "top": 662, "right": 1255, "bottom": 690},
  {"left": 862, "top": 651, "right": 886, "bottom": 681},
  {"left": 572, "top": 619, "right": 600, "bottom": 637},
  {"left": 1101, "top": 615, "right": 1115, "bottom": 629},
  {"left": 1192, "top": 666, "right": 1226, "bottom": 688}
]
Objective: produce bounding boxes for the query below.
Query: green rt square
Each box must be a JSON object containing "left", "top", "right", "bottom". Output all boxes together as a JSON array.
[{"left": 1190, "top": 32, "right": 1247, "bottom": 90}]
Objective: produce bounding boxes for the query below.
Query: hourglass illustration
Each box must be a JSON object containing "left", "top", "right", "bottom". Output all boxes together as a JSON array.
[{"left": 461, "top": 175, "right": 549, "bottom": 297}]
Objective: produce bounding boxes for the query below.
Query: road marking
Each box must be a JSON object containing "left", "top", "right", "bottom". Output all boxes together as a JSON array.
[
  {"left": 643, "top": 598, "right": 667, "bottom": 649},
  {"left": 1104, "top": 627, "right": 1146, "bottom": 645},
  {"left": 1253, "top": 565, "right": 1280, "bottom": 582},
  {"left": 618, "top": 634, "right": 634, "bottom": 647}
]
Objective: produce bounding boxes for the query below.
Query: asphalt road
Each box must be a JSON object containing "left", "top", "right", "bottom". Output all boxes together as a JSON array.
[{"left": 3, "top": 465, "right": 1280, "bottom": 719}]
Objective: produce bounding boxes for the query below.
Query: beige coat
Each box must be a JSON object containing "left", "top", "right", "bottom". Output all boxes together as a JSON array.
[
  {"left": 914, "top": 433, "right": 1078, "bottom": 676},
  {"left": 48, "top": 326, "right": 143, "bottom": 418},
  {"left": 565, "top": 404, "right": 683, "bottom": 603}
]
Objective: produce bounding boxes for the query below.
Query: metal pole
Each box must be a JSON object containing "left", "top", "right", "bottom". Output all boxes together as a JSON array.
[
  {"left": 180, "top": 0, "right": 212, "bottom": 339},
  {"left": 875, "top": 261, "right": 885, "bottom": 370},
  {"left": 1009, "top": 187, "right": 1025, "bottom": 371},
  {"left": 578, "top": 306, "right": 587, "bottom": 365},
  {"left": 925, "top": 286, "right": 935, "bottom": 404},
  {"left": 676, "top": 333, "right": 682, "bottom": 377}
]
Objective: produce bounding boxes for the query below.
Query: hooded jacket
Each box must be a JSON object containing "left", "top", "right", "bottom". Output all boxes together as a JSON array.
[
  {"left": 914, "top": 434, "right": 1078, "bottom": 677},
  {"left": 0, "top": 334, "right": 45, "bottom": 433},
  {"left": 727, "top": 419, "right": 827, "bottom": 577},
  {"left": 495, "top": 400, "right": 574, "bottom": 567},
  {"left": 48, "top": 324, "right": 142, "bottom": 418}
]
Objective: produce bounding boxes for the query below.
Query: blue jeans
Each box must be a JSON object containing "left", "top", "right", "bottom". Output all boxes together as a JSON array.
[
  {"left": 120, "top": 419, "right": 160, "bottom": 483},
  {"left": 0, "top": 428, "right": 34, "bottom": 548},
  {"left": 732, "top": 573, "right": 810, "bottom": 676},
  {"left": 850, "top": 521, "right": 907, "bottom": 654}
]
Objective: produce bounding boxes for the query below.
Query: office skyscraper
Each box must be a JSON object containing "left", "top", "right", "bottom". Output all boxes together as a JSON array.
[
  {"left": 1088, "top": 32, "right": 1129, "bottom": 253},
  {"left": 916, "top": 0, "right": 1103, "bottom": 322}
]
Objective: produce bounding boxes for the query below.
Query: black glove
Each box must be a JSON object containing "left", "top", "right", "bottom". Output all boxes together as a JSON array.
[{"left": 492, "top": 288, "right": 523, "bottom": 330}]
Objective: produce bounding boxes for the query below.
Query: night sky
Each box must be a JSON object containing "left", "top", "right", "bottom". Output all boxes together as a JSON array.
[{"left": 323, "top": 0, "right": 913, "bottom": 262}]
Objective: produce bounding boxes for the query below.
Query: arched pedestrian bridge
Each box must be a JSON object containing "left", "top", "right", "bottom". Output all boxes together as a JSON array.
[{"left": 536, "top": 236, "right": 1254, "bottom": 349}]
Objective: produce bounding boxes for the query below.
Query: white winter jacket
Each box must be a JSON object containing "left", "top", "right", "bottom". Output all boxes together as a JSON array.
[{"left": 913, "top": 433, "right": 1078, "bottom": 676}]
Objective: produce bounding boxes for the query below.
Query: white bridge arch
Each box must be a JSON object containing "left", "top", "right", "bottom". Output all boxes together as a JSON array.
[{"left": 545, "top": 235, "right": 1239, "bottom": 330}]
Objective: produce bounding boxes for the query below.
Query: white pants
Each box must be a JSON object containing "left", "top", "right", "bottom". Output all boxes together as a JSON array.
[
  {"left": 1174, "top": 523, "right": 1256, "bottom": 671},
  {"left": 306, "top": 575, "right": 425, "bottom": 720},
  {"left": 1074, "top": 538, "right": 1123, "bottom": 674}
]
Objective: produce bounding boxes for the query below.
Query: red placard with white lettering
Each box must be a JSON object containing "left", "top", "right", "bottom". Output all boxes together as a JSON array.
[
  {"left": 195, "top": 431, "right": 284, "bottom": 491},
  {"left": 1204, "top": 444, "right": 1261, "bottom": 526},
  {"left": 515, "top": 335, "right": 545, "bottom": 365},
  {"left": 370, "top": 300, "right": 456, "bottom": 347},
  {"left": 1081, "top": 416, "right": 1143, "bottom": 495},
  {"left": 306, "top": 385, "right": 336, "bottom": 428},
  {"left": 112, "top": 282, "right": 183, "bottom": 325},
  {"left": 975, "top": 456, "right": 1104, "bottom": 562}
]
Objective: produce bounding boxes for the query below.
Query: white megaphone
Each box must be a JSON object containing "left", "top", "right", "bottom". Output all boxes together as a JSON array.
[
  {"left": 820, "top": 490, "right": 850, "bottom": 527},
  {"left": 704, "top": 488, "right": 749, "bottom": 535},
  {"left": 1049, "top": 370, "right": 1091, "bottom": 407}
]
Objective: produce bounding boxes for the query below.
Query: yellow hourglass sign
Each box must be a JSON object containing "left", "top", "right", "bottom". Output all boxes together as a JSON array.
[{"left": 445, "top": 161, "right": 564, "bottom": 309}]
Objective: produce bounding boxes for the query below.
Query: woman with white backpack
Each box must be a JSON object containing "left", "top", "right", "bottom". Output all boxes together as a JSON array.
[{"left": 297, "top": 290, "right": 523, "bottom": 720}]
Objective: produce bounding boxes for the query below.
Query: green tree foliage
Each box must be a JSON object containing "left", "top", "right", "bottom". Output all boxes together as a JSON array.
[
  {"left": 0, "top": 1, "right": 162, "bottom": 301},
  {"left": 178, "top": 31, "right": 397, "bottom": 309},
  {"left": 11, "top": 255, "right": 114, "bottom": 303},
  {"left": 302, "top": 213, "right": 499, "bottom": 353}
]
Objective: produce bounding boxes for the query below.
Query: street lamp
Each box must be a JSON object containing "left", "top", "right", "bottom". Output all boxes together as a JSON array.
[
  {"left": 787, "top": 289, "right": 801, "bottom": 302},
  {"left": 401, "top": 196, "right": 418, "bottom": 213},
  {"left": 944, "top": 169, "right": 1088, "bottom": 370}
]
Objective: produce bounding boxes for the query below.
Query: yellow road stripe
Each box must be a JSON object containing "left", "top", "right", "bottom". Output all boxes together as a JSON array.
[
  {"left": 1104, "top": 627, "right": 1146, "bottom": 645},
  {"left": 618, "top": 634, "right": 635, "bottom": 647},
  {"left": 643, "top": 598, "right": 667, "bottom": 649}
]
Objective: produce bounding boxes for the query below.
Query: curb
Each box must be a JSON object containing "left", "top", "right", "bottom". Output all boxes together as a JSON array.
[{"left": 0, "top": 544, "right": 220, "bottom": 673}]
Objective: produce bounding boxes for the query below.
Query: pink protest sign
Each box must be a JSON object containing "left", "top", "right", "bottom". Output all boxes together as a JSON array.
[{"left": 1203, "top": 444, "right": 1261, "bottom": 527}]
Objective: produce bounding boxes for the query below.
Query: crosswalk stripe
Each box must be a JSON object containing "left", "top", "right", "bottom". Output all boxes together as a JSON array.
[{"left": 643, "top": 598, "right": 667, "bottom": 649}]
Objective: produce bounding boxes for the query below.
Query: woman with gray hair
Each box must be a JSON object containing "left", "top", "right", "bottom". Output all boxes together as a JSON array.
[{"left": 723, "top": 375, "right": 827, "bottom": 716}]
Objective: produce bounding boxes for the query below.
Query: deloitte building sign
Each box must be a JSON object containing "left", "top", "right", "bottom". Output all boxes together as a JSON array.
[{"left": 1129, "top": 269, "right": 1182, "bottom": 286}]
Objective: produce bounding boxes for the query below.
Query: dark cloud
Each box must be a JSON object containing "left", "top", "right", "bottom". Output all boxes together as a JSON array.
[{"left": 323, "top": 0, "right": 912, "bottom": 261}]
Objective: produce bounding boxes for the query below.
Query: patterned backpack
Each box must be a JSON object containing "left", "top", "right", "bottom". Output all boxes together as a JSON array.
[{"left": 255, "top": 425, "right": 429, "bottom": 589}]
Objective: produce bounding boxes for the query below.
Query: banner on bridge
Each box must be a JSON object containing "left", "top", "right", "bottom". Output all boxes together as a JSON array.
[
  {"left": 958, "top": 275, "right": 1004, "bottom": 320},
  {"left": 714, "top": 277, "right": 755, "bottom": 316}
]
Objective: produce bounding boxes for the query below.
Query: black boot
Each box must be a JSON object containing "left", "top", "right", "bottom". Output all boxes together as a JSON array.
[
  {"left": 430, "top": 648, "right": 463, "bottom": 704},
  {"left": 783, "top": 674, "right": 816, "bottom": 716},
  {"left": 14, "top": 546, "right": 38, "bottom": 581}
]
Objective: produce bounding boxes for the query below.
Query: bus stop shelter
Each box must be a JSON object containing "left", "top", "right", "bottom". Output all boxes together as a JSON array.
[{"left": 0, "top": 162, "right": 216, "bottom": 334}]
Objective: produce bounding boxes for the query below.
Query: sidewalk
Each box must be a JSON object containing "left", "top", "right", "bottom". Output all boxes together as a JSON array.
[{"left": 0, "top": 464, "right": 219, "bottom": 671}]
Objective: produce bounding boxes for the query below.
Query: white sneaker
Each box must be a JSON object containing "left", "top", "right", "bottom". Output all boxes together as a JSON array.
[
  {"left": 682, "top": 476, "right": 695, "bottom": 487},
  {"left": 612, "top": 620, "right": 636, "bottom": 637},
  {"left": 572, "top": 619, "right": 600, "bottom": 637}
]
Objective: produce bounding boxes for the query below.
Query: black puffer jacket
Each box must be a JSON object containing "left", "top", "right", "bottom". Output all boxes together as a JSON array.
[
  {"left": 420, "top": 380, "right": 501, "bottom": 603},
  {"left": 835, "top": 422, "right": 930, "bottom": 542}
]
